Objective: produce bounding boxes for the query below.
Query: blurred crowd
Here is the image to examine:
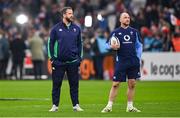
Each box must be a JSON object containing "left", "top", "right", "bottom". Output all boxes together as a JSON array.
[{"left": 0, "top": 0, "right": 180, "bottom": 80}]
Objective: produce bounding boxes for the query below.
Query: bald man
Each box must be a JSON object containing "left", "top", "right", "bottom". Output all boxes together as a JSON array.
[{"left": 101, "top": 12, "right": 142, "bottom": 113}]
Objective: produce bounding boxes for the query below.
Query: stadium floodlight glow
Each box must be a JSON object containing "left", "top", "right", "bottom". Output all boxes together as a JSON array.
[
  {"left": 97, "top": 13, "right": 104, "bottom": 21},
  {"left": 16, "top": 14, "right": 28, "bottom": 25},
  {"left": 84, "top": 15, "right": 92, "bottom": 27}
]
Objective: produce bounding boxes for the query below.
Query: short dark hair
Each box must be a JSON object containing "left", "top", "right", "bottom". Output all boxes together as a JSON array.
[
  {"left": 119, "top": 12, "right": 131, "bottom": 19},
  {"left": 60, "top": 6, "right": 73, "bottom": 17}
]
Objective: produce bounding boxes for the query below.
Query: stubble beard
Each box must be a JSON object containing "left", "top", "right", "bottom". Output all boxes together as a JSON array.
[
  {"left": 66, "top": 16, "right": 73, "bottom": 23},
  {"left": 123, "top": 21, "right": 130, "bottom": 27}
]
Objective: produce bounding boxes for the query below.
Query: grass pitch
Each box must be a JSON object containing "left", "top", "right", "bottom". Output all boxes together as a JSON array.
[{"left": 0, "top": 80, "right": 180, "bottom": 117}]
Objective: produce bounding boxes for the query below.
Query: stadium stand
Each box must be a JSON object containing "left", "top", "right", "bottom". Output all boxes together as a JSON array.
[{"left": 0, "top": 0, "right": 179, "bottom": 80}]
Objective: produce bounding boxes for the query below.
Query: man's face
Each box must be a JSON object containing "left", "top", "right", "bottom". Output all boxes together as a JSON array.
[
  {"left": 64, "top": 9, "right": 74, "bottom": 22},
  {"left": 120, "top": 13, "right": 130, "bottom": 26}
]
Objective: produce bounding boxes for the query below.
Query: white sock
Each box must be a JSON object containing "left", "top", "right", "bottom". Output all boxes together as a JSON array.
[
  {"left": 127, "top": 101, "right": 133, "bottom": 109},
  {"left": 107, "top": 101, "right": 113, "bottom": 108}
]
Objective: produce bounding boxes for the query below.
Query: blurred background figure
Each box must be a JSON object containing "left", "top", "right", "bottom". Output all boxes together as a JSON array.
[
  {"left": 171, "top": 26, "right": 180, "bottom": 52},
  {"left": 28, "top": 27, "right": 45, "bottom": 80},
  {"left": 0, "top": 29, "right": 10, "bottom": 79},
  {"left": 10, "top": 33, "right": 26, "bottom": 80},
  {"left": 92, "top": 29, "right": 109, "bottom": 79}
]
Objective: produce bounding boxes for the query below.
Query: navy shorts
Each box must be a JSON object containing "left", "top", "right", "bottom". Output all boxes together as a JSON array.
[{"left": 113, "top": 58, "right": 141, "bottom": 82}]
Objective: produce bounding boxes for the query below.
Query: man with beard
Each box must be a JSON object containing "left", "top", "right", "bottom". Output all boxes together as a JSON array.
[
  {"left": 48, "top": 7, "right": 83, "bottom": 112},
  {"left": 101, "top": 12, "right": 142, "bottom": 113}
]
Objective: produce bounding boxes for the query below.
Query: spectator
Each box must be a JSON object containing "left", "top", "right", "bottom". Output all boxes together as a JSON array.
[
  {"left": 151, "top": 33, "right": 163, "bottom": 52},
  {"left": 171, "top": 27, "right": 180, "bottom": 52},
  {"left": 143, "top": 31, "right": 154, "bottom": 51},
  {"left": 92, "top": 29, "right": 109, "bottom": 79},
  {"left": 10, "top": 33, "right": 26, "bottom": 80},
  {"left": 161, "top": 26, "right": 172, "bottom": 51},
  {"left": 0, "top": 29, "right": 10, "bottom": 79},
  {"left": 28, "top": 28, "right": 45, "bottom": 80}
]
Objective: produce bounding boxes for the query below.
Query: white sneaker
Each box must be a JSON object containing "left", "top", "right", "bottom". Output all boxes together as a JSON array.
[
  {"left": 126, "top": 107, "right": 141, "bottom": 112},
  {"left": 73, "top": 104, "right": 84, "bottom": 112},
  {"left": 101, "top": 106, "right": 112, "bottom": 113},
  {"left": 49, "top": 105, "right": 58, "bottom": 112}
]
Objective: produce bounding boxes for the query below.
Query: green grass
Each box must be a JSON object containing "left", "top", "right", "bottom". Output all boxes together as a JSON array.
[{"left": 0, "top": 80, "right": 180, "bottom": 117}]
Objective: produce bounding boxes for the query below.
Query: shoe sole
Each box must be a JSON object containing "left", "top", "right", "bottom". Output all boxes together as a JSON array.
[
  {"left": 73, "top": 109, "right": 84, "bottom": 112},
  {"left": 101, "top": 109, "right": 112, "bottom": 113},
  {"left": 49, "top": 109, "right": 58, "bottom": 112}
]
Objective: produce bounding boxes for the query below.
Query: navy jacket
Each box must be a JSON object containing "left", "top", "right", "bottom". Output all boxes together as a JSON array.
[{"left": 48, "top": 22, "right": 83, "bottom": 65}]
